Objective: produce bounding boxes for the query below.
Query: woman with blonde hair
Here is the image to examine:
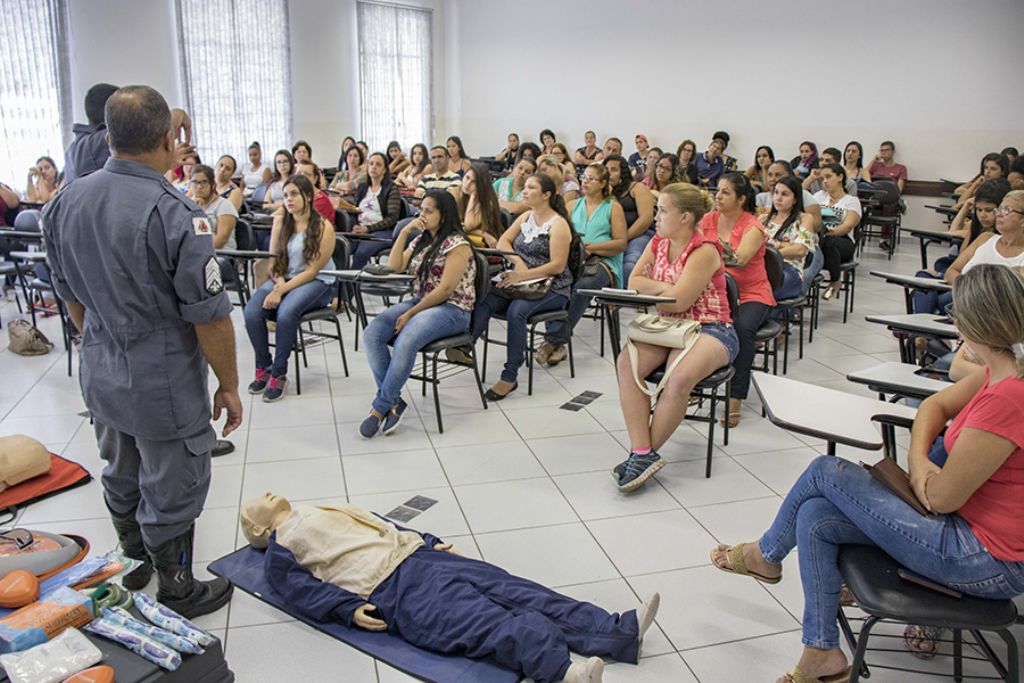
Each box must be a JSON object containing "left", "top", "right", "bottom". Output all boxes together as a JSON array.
[
  {"left": 612, "top": 183, "right": 739, "bottom": 491},
  {"left": 712, "top": 264, "right": 1024, "bottom": 683}
]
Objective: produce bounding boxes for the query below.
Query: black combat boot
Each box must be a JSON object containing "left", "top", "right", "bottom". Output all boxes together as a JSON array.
[
  {"left": 106, "top": 503, "right": 154, "bottom": 591},
  {"left": 146, "top": 525, "right": 233, "bottom": 619}
]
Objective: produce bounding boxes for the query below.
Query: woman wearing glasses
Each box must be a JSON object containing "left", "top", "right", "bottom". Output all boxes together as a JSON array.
[{"left": 945, "top": 190, "right": 1024, "bottom": 283}]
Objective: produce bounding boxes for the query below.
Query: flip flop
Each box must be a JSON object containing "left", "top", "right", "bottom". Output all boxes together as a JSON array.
[
  {"left": 710, "top": 544, "right": 781, "bottom": 585},
  {"left": 783, "top": 666, "right": 852, "bottom": 683}
]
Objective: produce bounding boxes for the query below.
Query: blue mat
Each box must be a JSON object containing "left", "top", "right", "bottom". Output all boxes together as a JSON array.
[{"left": 208, "top": 546, "right": 519, "bottom": 683}]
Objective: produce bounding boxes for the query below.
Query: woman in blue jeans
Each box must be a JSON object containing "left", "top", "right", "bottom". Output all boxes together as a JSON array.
[
  {"left": 711, "top": 264, "right": 1024, "bottom": 683},
  {"left": 244, "top": 174, "right": 336, "bottom": 402},
  {"left": 360, "top": 190, "right": 476, "bottom": 438},
  {"left": 763, "top": 176, "right": 816, "bottom": 301},
  {"left": 469, "top": 173, "right": 574, "bottom": 400}
]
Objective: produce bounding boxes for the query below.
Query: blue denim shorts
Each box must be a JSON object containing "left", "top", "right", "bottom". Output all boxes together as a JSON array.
[{"left": 701, "top": 322, "right": 740, "bottom": 363}]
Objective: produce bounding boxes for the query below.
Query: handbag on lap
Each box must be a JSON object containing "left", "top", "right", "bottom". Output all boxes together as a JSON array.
[{"left": 625, "top": 313, "right": 702, "bottom": 399}]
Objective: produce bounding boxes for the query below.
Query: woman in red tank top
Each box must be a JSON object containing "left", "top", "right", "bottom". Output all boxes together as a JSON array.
[{"left": 612, "top": 183, "right": 739, "bottom": 493}]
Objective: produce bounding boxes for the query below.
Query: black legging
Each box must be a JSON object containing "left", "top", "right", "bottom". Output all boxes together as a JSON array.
[
  {"left": 820, "top": 234, "right": 856, "bottom": 284},
  {"left": 731, "top": 301, "right": 771, "bottom": 400}
]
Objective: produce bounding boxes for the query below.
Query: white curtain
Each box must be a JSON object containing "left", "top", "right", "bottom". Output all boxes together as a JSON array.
[
  {"left": 0, "top": 0, "right": 70, "bottom": 191},
  {"left": 175, "top": 0, "right": 292, "bottom": 168},
  {"left": 357, "top": 1, "right": 432, "bottom": 154}
]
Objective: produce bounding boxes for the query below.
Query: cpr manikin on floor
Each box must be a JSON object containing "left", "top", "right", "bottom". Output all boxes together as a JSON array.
[{"left": 240, "top": 493, "right": 661, "bottom": 683}]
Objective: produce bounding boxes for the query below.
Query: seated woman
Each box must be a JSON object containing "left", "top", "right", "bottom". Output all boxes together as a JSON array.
[
  {"left": 538, "top": 155, "right": 580, "bottom": 203},
  {"left": 336, "top": 136, "right": 356, "bottom": 170},
  {"left": 296, "top": 160, "right": 337, "bottom": 226},
  {"left": 642, "top": 147, "right": 662, "bottom": 185},
  {"left": 291, "top": 139, "right": 326, "bottom": 188},
  {"left": 612, "top": 183, "right": 739, "bottom": 491},
  {"left": 242, "top": 492, "right": 660, "bottom": 683},
  {"left": 386, "top": 140, "right": 411, "bottom": 176},
  {"left": 244, "top": 175, "right": 336, "bottom": 402},
  {"left": 330, "top": 145, "right": 367, "bottom": 201},
  {"left": 459, "top": 163, "right": 504, "bottom": 248},
  {"left": 348, "top": 152, "right": 402, "bottom": 270},
  {"left": 467, "top": 174, "right": 575, "bottom": 400},
  {"left": 538, "top": 163, "right": 627, "bottom": 367},
  {"left": 190, "top": 164, "right": 239, "bottom": 284},
  {"left": 574, "top": 130, "right": 602, "bottom": 165},
  {"left": 676, "top": 139, "right": 699, "bottom": 185},
  {"left": 744, "top": 146, "right": 774, "bottom": 193},
  {"left": 791, "top": 141, "right": 818, "bottom": 178},
  {"left": 446, "top": 136, "right": 472, "bottom": 177},
  {"left": 762, "top": 176, "right": 816, "bottom": 300},
  {"left": 214, "top": 155, "right": 244, "bottom": 212},
  {"left": 537, "top": 128, "right": 557, "bottom": 156},
  {"left": 264, "top": 150, "right": 296, "bottom": 210},
  {"left": 814, "top": 164, "right": 861, "bottom": 301},
  {"left": 360, "top": 190, "right": 477, "bottom": 438},
  {"left": 493, "top": 156, "right": 536, "bottom": 215},
  {"left": 240, "top": 142, "right": 272, "bottom": 197},
  {"left": 842, "top": 141, "right": 871, "bottom": 184},
  {"left": 551, "top": 143, "right": 577, "bottom": 179},
  {"left": 25, "top": 156, "right": 59, "bottom": 204},
  {"left": 701, "top": 172, "right": 775, "bottom": 428},
  {"left": 395, "top": 143, "right": 430, "bottom": 189},
  {"left": 495, "top": 132, "right": 520, "bottom": 170},
  {"left": 953, "top": 152, "right": 1009, "bottom": 210},
  {"left": 516, "top": 142, "right": 542, "bottom": 165},
  {"left": 711, "top": 264, "right": 1024, "bottom": 683},
  {"left": 166, "top": 152, "right": 198, "bottom": 193},
  {"left": 643, "top": 153, "right": 683, "bottom": 199},
  {"left": 603, "top": 154, "right": 655, "bottom": 287}
]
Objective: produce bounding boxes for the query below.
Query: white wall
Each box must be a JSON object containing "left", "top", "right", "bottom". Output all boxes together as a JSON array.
[{"left": 447, "top": 0, "right": 1024, "bottom": 181}]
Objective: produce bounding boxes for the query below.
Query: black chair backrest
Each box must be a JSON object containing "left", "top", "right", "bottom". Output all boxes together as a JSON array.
[
  {"left": 400, "top": 197, "right": 415, "bottom": 220},
  {"left": 499, "top": 208, "right": 512, "bottom": 229},
  {"left": 468, "top": 250, "right": 490, "bottom": 330},
  {"left": 569, "top": 236, "right": 587, "bottom": 283},
  {"left": 334, "top": 234, "right": 352, "bottom": 269},
  {"left": 763, "top": 245, "right": 785, "bottom": 291},
  {"left": 724, "top": 272, "right": 740, "bottom": 321},
  {"left": 873, "top": 179, "right": 900, "bottom": 206},
  {"left": 234, "top": 217, "right": 257, "bottom": 250}
]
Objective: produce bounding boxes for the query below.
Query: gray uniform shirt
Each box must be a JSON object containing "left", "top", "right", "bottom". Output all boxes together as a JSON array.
[
  {"left": 63, "top": 123, "right": 111, "bottom": 183},
  {"left": 42, "top": 158, "right": 232, "bottom": 441}
]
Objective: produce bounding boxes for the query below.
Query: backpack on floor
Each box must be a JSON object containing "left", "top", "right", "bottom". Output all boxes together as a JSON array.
[{"left": 7, "top": 320, "right": 53, "bottom": 356}]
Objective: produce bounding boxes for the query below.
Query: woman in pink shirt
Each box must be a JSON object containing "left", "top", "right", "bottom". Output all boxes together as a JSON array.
[{"left": 700, "top": 172, "right": 775, "bottom": 427}]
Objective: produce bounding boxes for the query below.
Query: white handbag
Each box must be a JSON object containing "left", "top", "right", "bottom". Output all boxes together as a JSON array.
[{"left": 625, "top": 313, "right": 702, "bottom": 398}]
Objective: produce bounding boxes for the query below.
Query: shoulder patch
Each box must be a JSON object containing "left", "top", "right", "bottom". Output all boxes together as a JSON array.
[
  {"left": 205, "top": 257, "right": 223, "bottom": 294},
  {"left": 193, "top": 217, "right": 213, "bottom": 236}
]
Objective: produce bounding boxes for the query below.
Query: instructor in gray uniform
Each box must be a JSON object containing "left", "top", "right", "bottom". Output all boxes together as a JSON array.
[{"left": 42, "top": 85, "right": 241, "bottom": 619}]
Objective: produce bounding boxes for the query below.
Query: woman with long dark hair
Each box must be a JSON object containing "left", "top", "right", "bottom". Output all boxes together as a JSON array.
[
  {"left": 396, "top": 143, "right": 430, "bottom": 189},
  {"left": 446, "top": 135, "right": 472, "bottom": 176},
  {"left": 763, "top": 175, "right": 816, "bottom": 299},
  {"left": 25, "top": 156, "right": 59, "bottom": 204},
  {"left": 745, "top": 146, "right": 775, "bottom": 192},
  {"left": 264, "top": 149, "right": 296, "bottom": 210},
  {"left": 604, "top": 154, "right": 655, "bottom": 286},
  {"left": 954, "top": 152, "right": 1010, "bottom": 210},
  {"left": 386, "top": 140, "right": 411, "bottom": 175},
  {"left": 459, "top": 163, "right": 504, "bottom": 248},
  {"left": 360, "top": 190, "right": 478, "bottom": 438},
  {"left": 244, "top": 174, "right": 337, "bottom": 402},
  {"left": 843, "top": 141, "right": 871, "bottom": 183},
  {"left": 643, "top": 153, "right": 683, "bottom": 198}
]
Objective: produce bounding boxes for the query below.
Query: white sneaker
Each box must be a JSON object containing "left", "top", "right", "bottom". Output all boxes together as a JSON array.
[
  {"left": 636, "top": 592, "right": 661, "bottom": 658},
  {"left": 562, "top": 657, "right": 604, "bottom": 683}
]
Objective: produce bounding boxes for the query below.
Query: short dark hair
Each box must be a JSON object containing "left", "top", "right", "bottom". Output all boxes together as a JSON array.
[
  {"left": 292, "top": 139, "right": 312, "bottom": 157},
  {"left": 1001, "top": 146, "right": 1019, "bottom": 159},
  {"left": 85, "top": 83, "right": 118, "bottom": 127},
  {"left": 822, "top": 162, "right": 848, "bottom": 185},
  {"left": 1010, "top": 157, "right": 1024, "bottom": 176},
  {"left": 190, "top": 164, "right": 215, "bottom": 185},
  {"left": 606, "top": 137, "right": 622, "bottom": 148},
  {"left": 712, "top": 131, "right": 731, "bottom": 148},
  {"left": 105, "top": 85, "right": 171, "bottom": 155},
  {"left": 770, "top": 159, "right": 794, "bottom": 176},
  {"left": 880, "top": 140, "right": 895, "bottom": 150},
  {"left": 430, "top": 145, "right": 449, "bottom": 157},
  {"left": 821, "top": 147, "right": 843, "bottom": 162}
]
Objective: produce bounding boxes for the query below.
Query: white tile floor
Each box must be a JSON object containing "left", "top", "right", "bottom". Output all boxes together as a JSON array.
[{"left": 0, "top": 237, "right": 1012, "bottom": 682}]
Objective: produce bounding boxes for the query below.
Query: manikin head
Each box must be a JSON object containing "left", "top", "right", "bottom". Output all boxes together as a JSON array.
[{"left": 240, "top": 492, "right": 294, "bottom": 549}]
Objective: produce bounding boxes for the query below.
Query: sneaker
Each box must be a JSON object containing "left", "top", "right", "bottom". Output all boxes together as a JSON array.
[
  {"left": 445, "top": 346, "right": 473, "bottom": 365},
  {"left": 262, "top": 375, "right": 287, "bottom": 402},
  {"left": 636, "top": 592, "right": 661, "bottom": 658},
  {"left": 535, "top": 341, "right": 556, "bottom": 365},
  {"left": 248, "top": 368, "right": 270, "bottom": 394},
  {"left": 546, "top": 345, "right": 568, "bottom": 366},
  {"left": 612, "top": 451, "right": 665, "bottom": 492},
  {"left": 382, "top": 398, "right": 408, "bottom": 435},
  {"left": 359, "top": 413, "right": 383, "bottom": 439}
]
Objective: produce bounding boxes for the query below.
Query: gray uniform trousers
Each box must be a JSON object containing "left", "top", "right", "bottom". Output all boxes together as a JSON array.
[{"left": 95, "top": 421, "right": 216, "bottom": 548}]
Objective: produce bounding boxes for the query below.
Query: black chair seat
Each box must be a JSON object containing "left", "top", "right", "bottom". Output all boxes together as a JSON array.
[
  {"left": 646, "top": 364, "right": 734, "bottom": 387},
  {"left": 299, "top": 306, "right": 339, "bottom": 323},
  {"left": 421, "top": 333, "right": 472, "bottom": 353},
  {"left": 861, "top": 215, "right": 898, "bottom": 225},
  {"left": 839, "top": 545, "right": 1018, "bottom": 630},
  {"left": 839, "top": 260, "right": 859, "bottom": 272},
  {"left": 495, "top": 308, "right": 568, "bottom": 324},
  {"left": 0, "top": 263, "right": 17, "bottom": 275},
  {"left": 754, "top": 319, "right": 783, "bottom": 342}
]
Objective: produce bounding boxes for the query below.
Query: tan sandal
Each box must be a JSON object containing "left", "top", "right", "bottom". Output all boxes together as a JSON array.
[
  {"left": 710, "top": 544, "right": 781, "bottom": 585},
  {"left": 720, "top": 410, "right": 741, "bottom": 428},
  {"left": 782, "top": 666, "right": 852, "bottom": 683}
]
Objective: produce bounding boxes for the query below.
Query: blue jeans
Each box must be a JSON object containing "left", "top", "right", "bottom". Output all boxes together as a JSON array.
[
  {"left": 773, "top": 263, "right": 803, "bottom": 301},
  {"left": 364, "top": 299, "right": 470, "bottom": 415},
  {"left": 544, "top": 267, "right": 611, "bottom": 347},
  {"left": 758, "top": 456, "right": 1024, "bottom": 649},
  {"left": 622, "top": 228, "right": 655, "bottom": 287},
  {"left": 243, "top": 278, "right": 334, "bottom": 377},
  {"left": 912, "top": 270, "right": 954, "bottom": 314},
  {"left": 350, "top": 236, "right": 392, "bottom": 271},
  {"left": 472, "top": 290, "right": 569, "bottom": 383}
]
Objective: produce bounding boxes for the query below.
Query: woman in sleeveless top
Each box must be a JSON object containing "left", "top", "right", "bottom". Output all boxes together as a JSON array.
[
  {"left": 612, "top": 183, "right": 739, "bottom": 493},
  {"left": 458, "top": 163, "right": 504, "bottom": 248},
  {"left": 214, "top": 155, "right": 243, "bottom": 211},
  {"left": 360, "top": 190, "right": 477, "bottom": 438},
  {"left": 243, "top": 175, "right": 337, "bottom": 402},
  {"left": 264, "top": 150, "right": 296, "bottom": 210},
  {"left": 241, "top": 142, "right": 272, "bottom": 197},
  {"left": 537, "top": 163, "right": 627, "bottom": 366},
  {"left": 762, "top": 176, "right": 816, "bottom": 301},
  {"left": 462, "top": 174, "right": 574, "bottom": 401},
  {"left": 604, "top": 154, "right": 655, "bottom": 288}
]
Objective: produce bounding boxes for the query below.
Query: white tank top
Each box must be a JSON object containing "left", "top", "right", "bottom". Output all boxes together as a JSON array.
[
  {"left": 963, "top": 235, "right": 1024, "bottom": 274},
  {"left": 242, "top": 163, "right": 269, "bottom": 191}
]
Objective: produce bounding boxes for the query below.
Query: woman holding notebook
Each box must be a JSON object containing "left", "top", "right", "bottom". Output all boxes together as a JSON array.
[{"left": 709, "top": 264, "right": 1024, "bottom": 683}]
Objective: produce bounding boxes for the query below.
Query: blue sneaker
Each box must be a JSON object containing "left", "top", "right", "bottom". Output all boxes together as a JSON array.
[
  {"left": 262, "top": 375, "right": 287, "bottom": 402},
  {"left": 359, "top": 413, "right": 384, "bottom": 439},
  {"left": 612, "top": 451, "right": 664, "bottom": 492},
  {"left": 382, "top": 398, "right": 408, "bottom": 435}
]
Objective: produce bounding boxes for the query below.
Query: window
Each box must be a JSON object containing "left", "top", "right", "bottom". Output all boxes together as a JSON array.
[
  {"left": 175, "top": 0, "right": 292, "bottom": 167},
  {"left": 357, "top": 1, "right": 432, "bottom": 153},
  {"left": 0, "top": 0, "right": 70, "bottom": 190}
]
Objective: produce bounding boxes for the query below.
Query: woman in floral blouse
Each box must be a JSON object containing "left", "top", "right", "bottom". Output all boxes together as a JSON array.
[
  {"left": 360, "top": 190, "right": 477, "bottom": 439},
  {"left": 762, "top": 175, "right": 817, "bottom": 300}
]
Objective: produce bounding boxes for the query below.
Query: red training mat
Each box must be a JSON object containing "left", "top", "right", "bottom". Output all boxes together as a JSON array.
[{"left": 0, "top": 453, "right": 92, "bottom": 523}]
